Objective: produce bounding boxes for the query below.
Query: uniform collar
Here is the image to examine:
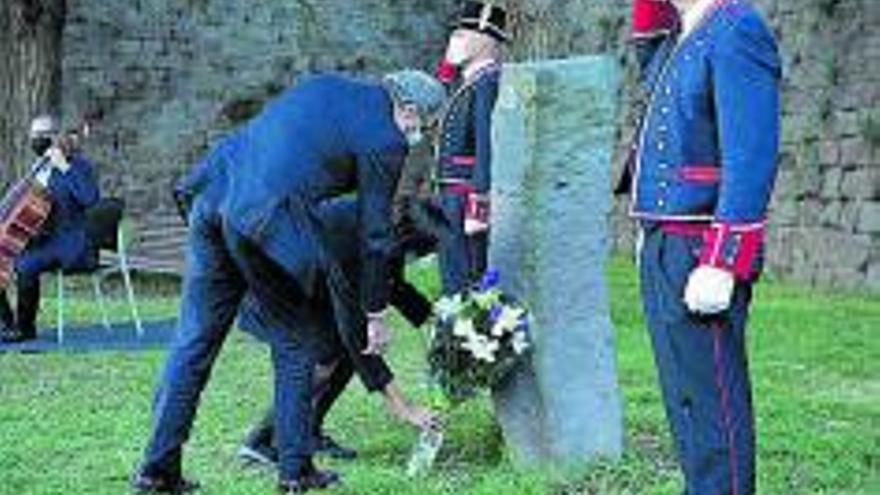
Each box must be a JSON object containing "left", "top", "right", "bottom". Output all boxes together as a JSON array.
[{"left": 679, "top": 0, "right": 722, "bottom": 41}]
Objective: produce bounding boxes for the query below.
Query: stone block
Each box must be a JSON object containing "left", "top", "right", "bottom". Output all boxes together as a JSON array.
[
  {"left": 840, "top": 137, "right": 871, "bottom": 166},
  {"left": 490, "top": 56, "right": 624, "bottom": 464},
  {"left": 818, "top": 140, "right": 840, "bottom": 166},
  {"left": 841, "top": 169, "right": 880, "bottom": 200},
  {"left": 866, "top": 262, "right": 880, "bottom": 292},
  {"left": 857, "top": 201, "right": 880, "bottom": 233},
  {"left": 821, "top": 167, "right": 843, "bottom": 198}
]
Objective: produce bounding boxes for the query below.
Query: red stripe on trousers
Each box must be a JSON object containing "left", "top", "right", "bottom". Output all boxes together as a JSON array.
[{"left": 712, "top": 322, "right": 740, "bottom": 495}]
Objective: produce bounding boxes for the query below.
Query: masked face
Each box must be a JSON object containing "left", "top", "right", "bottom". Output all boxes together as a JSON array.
[
  {"left": 30, "top": 137, "right": 53, "bottom": 157},
  {"left": 444, "top": 32, "right": 471, "bottom": 65},
  {"left": 394, "top": 103, "right": 424, "bottom": 148}
]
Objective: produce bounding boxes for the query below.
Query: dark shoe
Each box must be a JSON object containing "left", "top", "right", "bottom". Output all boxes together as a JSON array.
[
  {"left": 278, "top": 469, "right": 341, "bottom": 493},
  {"left": 237, "top": 441, "right": 278, "bottom": 467},
  {"left": 0, "top": 326, "right": 34, "bottom": 344},
  {"left": 131, "top": 472, "right": 200, "bottom": 494},
  {"left": 315, "top": 434, "right": 357, "bottom": 460}
]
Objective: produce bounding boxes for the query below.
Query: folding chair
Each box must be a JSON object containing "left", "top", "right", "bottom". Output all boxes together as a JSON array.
[{"left": 54, "top": 197, "right": 142, "bottom": 343}]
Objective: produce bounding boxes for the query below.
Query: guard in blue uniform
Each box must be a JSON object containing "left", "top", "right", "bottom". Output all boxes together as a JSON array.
[
  {"left": 0, "top": 115, "right": 100, "bottom": 343},
  {"left": 236, "top": 197, "right": 438, "bottom": 466},
  {"left": 624, "top": 1, "right": 782, "bottom": 494},
  {"left": 433, "top": 0, "right": 509, "bottom": 295},
  {"left": 132, "top": 71, "right": 445, "bottom": 494}
]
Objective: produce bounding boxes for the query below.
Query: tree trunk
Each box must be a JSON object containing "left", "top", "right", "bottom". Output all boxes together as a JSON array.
[{"left": 0, "top": 0, "right": 66, "bottom": 185}]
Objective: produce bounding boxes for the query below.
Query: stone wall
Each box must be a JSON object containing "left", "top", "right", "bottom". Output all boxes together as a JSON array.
[
  {"left": 59, "top": 0, "right": 879, "bottom": 290},
  {"left": 60, "top": 0, "right": 453, "bottom": 217}
]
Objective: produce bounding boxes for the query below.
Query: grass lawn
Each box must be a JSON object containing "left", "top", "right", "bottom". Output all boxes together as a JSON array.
[{"left": 0, "top": 258, "right": 877, "bottom": 494}]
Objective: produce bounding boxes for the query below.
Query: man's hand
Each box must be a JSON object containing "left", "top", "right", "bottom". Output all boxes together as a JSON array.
[
  {"left": 363, "top": 311, "right": 393, "bottom": 355},
  {"left": 46, "top": 146, "right": 70, "bottom": 173},
  {"left": 383, "top": 382, "right": 444, "bottom": 431},
  {"left": 684, "top": 265, "right": 735, "bottom": 315},
  {"left": 464, "top": 192, "right": 490, "bottom": 236}
]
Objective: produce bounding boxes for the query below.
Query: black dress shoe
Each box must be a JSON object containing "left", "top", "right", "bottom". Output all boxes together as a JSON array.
[
  {"left": 0, "top": 328, "right": 34, "bottom": 344},
  {"left": 131, "top": 472, "right": 200, "bottom": 494},
  {"left": 315, "top": 434, "right": 357, "bottom": 460},
  {"left": 278, "top": 469, "right": 341, "bottom": 493}
]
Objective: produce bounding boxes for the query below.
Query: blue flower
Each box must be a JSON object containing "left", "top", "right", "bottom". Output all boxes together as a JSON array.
[
  {"left": 488, "top": 305, "right": 503, "bottom": 325},
  {"left": 478, "top": 269, "right": 501, "bottom": 291}
]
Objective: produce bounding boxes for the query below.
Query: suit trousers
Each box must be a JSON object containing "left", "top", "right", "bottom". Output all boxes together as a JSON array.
[
  {"left": 140, "top": 199, "right": 325, "bottom": 481},
  {"left": 639, "top": 225, "right": 756, "bottom": 495}
]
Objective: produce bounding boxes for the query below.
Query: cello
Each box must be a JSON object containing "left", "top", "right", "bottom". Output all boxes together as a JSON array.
[{"left": 0, "top": 116, "right": 97, "bottom": 288}]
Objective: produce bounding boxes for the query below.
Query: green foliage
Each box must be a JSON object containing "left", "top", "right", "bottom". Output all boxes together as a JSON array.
[{"left": 0, "top": 258, "right": 876, "bottom": 494}]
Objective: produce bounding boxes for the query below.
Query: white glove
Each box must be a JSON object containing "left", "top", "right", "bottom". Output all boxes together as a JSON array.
[
  {"left": 464, "top": 217, "right": 489, "bottom": 235},
  {"left": 684, "top": 265, "right": 735, "bottom": 315},
  {"left": 46, "top": 146, "right": 70, "bottom": 173}
]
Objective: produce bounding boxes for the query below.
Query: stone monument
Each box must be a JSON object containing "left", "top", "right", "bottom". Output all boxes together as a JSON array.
[{"left": 490, "top": 55, "right": 624, "bottom": 463}]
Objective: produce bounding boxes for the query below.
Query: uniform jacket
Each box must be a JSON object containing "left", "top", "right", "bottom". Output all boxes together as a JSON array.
[
  {"left": 182, "top": 74, "right": 409, "bottom": 312},
  {"left": 435, "top": 64, "right": 501, "bottom": 196},
  {"left": 628, "top": 0, "right": 782, "bottom": 279}
]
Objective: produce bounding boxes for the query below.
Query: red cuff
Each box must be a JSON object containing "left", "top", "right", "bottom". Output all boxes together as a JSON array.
[
  {"left": 465, "top": 192, "right": 490, "bottom": 226},
  {"left": 699, "top": 222, "right": 766, "bottom": 281},
  {"left": 632, "top": 0, "right": 679, "bottom": 39}
]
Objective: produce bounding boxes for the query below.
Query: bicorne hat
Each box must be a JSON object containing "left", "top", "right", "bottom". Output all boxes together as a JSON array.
[{"left": 454, "top": 1, "right": 510, "bottom": 42}]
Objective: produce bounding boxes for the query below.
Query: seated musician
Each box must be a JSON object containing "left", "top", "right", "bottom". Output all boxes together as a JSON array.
[{"left": 0, "top": 115, "right": 101, "bottom": 343}]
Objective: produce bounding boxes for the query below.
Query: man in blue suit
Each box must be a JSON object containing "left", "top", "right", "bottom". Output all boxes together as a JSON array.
[
  {"left": 433, "top": 0, "right": 509, "bottom": 295},
  {"left": 132, "top": 70, "right": 445, "bottom": 494},
  {"left": 624, "top": 1, "right": 782, "bottom": 493},
  {"left": 0, "top": 115, "right": 100, "bottom": 343}
]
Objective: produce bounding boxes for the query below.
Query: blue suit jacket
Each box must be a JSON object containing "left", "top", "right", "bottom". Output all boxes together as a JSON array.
[
  {"left": 183, "top": 74, "right": 409, "bottom": 312},
  {"left": 237, "top": 197, "right": 433, "bottom": 392},
  {"left": 629, "top": 0, "right": 782, "bottom": 278}
]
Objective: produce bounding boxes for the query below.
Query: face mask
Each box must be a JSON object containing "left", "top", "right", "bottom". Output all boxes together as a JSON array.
[
  {"left": 30, "top": 137, "right": 52, "bottom": 157},
  {"left": 406, "top": 128, "right": 424, "bottom": 147},
  {"left": 446, "top": 37, "right": 470, "bottom": 65}
]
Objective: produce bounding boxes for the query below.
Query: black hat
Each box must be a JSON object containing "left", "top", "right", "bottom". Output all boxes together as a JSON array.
[{"left": 454, "top": 1, "right": 510, "bottom": 42}]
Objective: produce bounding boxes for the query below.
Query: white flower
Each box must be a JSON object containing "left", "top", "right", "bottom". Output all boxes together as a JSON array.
[
  {"left": 491, "top": 306, "right": 526, "bottom": 336},
  {"left": 472, "top": 288, "right": 501, "bottom": 310},
  {"left": 452, "top": 318, "right": 476, "bottom": 339},
  {"left": 461, "top": 333, "right": 499, "bottom": 363},
  {"left": 512, "top": 329, "right": 530, "bottom": 355},
  {"left": 435, "top": 294, "right": 464, "bottom": 322}
]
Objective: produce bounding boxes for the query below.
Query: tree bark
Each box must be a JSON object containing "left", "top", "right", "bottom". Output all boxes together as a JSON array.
[{"left": 0, "top": 0, "right": 66, "bottom": 184}]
